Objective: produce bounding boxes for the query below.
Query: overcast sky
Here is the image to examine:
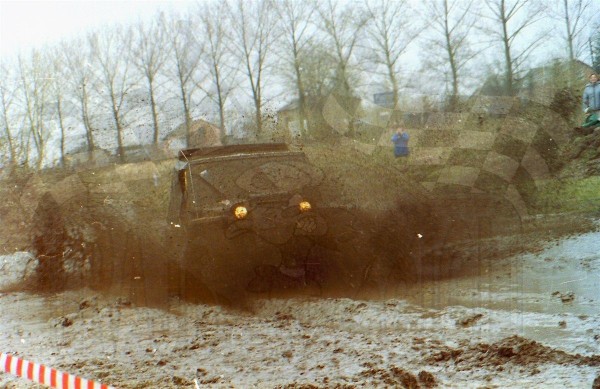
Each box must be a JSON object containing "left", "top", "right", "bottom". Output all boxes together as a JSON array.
[{"left": 0, "top": 0, "right": 194, "bottom": 58}]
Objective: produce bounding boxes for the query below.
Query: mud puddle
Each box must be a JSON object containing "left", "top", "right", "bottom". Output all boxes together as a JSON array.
[
  {"left": 394, "top": 228, "right": 600, "bottom": 359},
  {"left": 1, "top": 228, "right": 599, "bottom": 388},
  {"left": 399, "top": 229, "right": 600, "bottom": 314}
]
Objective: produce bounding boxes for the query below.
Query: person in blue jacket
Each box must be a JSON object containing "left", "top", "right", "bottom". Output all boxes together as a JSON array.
[
  {"left": 582, "top": 73, "right": 600, "bottom": 128},
  {"left": 391, "top": 128, "right": 410, "bottom": 157}
]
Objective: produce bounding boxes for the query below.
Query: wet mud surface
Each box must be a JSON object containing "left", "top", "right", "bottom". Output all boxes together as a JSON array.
[{"left": 1, "top": 224, "right": 599, "bottom": 388}]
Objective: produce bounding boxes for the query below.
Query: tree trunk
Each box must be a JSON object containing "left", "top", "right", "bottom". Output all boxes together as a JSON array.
[
  {"left": 294, "top": 60, "right": 308, "bottom": 136},
  {"left": 255, "top": 98, "right": 263, "bottom": 137},
  {"left": 444, "top": 0, "right": 459, "bottom": 111},
  {"left": 563, "top": 0, "right": 574, "bottom": 62},
  {"left": 81, "top": 83, "right": 95, "bottom": 156},
  {"left": 1, "top": 110, "right": 16, "bottom": 163},
  {"left": 149, "top": 79, "right": 160, "bottom": 145},
  {"left": 57, "top": 97, "right": 66, "bottom": 167},
  {"left": 500, "top": 1, "right": 514, "bottom": 96},
  {"left": 214, "top": 63, "right": 226, "bottom": 139},
  {"left": 390, "top": 70, "right": 399, "bottom": 112},
  {"left": 110, "top": 94, "right": 124, "bottom": 162},
  {"left": 23, "top": 130, "right": 31, "bottom": 167},
  {"left": 180, "top": 83, "right": 192, "bottom": 148}
]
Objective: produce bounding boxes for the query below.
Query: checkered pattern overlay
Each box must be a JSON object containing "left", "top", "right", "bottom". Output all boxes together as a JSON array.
[
  {"left": 21, "top": 97, "right": 568, "bottom": 222},
  {"left": 376, "top": 102, "right": 568, "bottom": 218}
]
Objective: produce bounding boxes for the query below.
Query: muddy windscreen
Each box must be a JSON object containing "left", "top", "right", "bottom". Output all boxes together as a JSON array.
[{"left": 185, "top": 153, "right": 324, "bottom": 209}]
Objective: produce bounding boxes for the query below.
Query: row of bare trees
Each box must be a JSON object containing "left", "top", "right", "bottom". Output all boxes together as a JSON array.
[{"left": 0, "top": 0, "right": 597, "bottom": 169}]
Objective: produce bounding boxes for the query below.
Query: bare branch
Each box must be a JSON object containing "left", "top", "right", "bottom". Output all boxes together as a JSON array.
[
  {"left": 228, "top": 0, "right": 278, "bottom": 137},
  {"left": 420, "top": 0, "right": 479, "bottom": 108},
  {"left": 165, "top": 11, "right": 205, "bottom": 146},
  {"left": 89, "top": 25, "right": 138, "bottom": 159},
  {"left": 480, "top": 0, "right": 546, "bottom": 96},
  {"left": 132, "top": 13, "right": 171, "bottom": 144},
  {"left": 362, "top": 0, "right": 423, "bottom": 110}
]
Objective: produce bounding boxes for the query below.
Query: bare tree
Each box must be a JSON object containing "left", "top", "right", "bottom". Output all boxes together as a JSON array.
[
  {"left": 481, "top": 0, "right": 546, "bottom": 96},
  {"left": 364, "top": 0, "right": 421, "bottom": 112},
  {"left": 421, "top": 0, "right": 478, "bottom": 110},
  {"left": 317, "top": 0, "right": 368, "bottom": 135},
  {"left": 18, "top": 50, "right": 52, "bottom": 169},
  {"left": 0, "top": 64, "right": 18, "bottom": 164},
  {"left": 90, "top": 27, "right": 136, "bottom": 160},
  {"left": 195, "top": 1, "right": 238, "bottom": 135},
  {"left": 61, "top": 38, "right": 96, "bottom": 155},
  {"left": 274, "top": 0, "right": 317, "bottom": 135},
  {"left": 229, "top": 0, "right": 277, "bottom": 137},
  {"left": 550, "top": 0, "right": 595, "bottom": 62},
  {"left": 318, "top": 0, "right": 367, "bottom": 97},
  {"left": 300, "top": 42, "right": 339, "bottom": 100},
  {"left": 47, "top": 48, "right": 71, "bottom": 167},
  {"left": 132, "top": 14, "right": 170, "bottom": 145},
  {"left": 592, "top": 23, "right": 600, "bottom": 72},
  {"left": 166, "top": 13, "right": 204, "bottom": 146}
]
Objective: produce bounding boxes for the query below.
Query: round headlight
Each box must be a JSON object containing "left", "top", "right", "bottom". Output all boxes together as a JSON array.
[
  {"left": 299, "top": 201, "right": 311, "bottom": 212},
  {"left": 234, "top": 205, "right": 248, "bottom": 219}
]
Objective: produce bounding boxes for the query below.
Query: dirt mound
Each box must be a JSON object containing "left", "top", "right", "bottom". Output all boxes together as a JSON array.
[
  {"left": 564, "top": 127, "right": 600, "bottom": 176},
  {"left": 427, "top": 335, "right": 600, "bottom": 371},
  {"left": 358, "top": 363, "right": 434, "bottom": 388}
]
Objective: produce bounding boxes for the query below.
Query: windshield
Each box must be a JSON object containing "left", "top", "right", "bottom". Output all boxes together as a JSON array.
[{"left": 187, "top": 154, "right": 323, "bottom": 207}]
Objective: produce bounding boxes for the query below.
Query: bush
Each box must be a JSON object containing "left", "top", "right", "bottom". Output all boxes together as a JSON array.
[{"left": 550, "top": 88, "right": 580, "bottom": 122}]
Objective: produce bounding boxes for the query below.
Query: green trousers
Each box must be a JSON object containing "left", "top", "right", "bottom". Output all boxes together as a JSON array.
[{"left": 582, "top": 112, "right": 600, "bottom": 128}]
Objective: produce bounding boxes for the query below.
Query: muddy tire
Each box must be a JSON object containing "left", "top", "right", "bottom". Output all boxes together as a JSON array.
[
  {"left": 180, "top": 237, "right": 219, "bottom": 304},
  {"left": 315, "top": 208, "right": 381, "bottom": 295},
  {"left": 181, "top": 227, "right": 281, "bottom": 306}
]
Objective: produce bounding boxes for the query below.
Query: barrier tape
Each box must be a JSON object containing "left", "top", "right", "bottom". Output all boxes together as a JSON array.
[{"left": 1, "top": 353, "right": 116, "bottom": 389}]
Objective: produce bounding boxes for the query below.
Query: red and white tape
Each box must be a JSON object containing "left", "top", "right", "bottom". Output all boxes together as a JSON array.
[{"left": 1, "top": 353, "right": 116, "bottom": 389}]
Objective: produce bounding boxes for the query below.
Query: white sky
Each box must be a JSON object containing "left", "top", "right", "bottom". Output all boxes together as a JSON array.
[{"left": 0, "top": 0, "right": 194, "bottom": 58}]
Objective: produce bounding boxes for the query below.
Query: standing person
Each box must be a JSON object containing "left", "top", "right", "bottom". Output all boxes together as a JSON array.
[
  {"left": 391, "top": 128, "right": 410, "bottom": 157},
  {"left": 582, "top": 73, "right": 600, "bottom": 128}
]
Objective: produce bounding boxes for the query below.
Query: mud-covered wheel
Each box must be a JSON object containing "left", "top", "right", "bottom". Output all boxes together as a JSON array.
[
  {"left": 312, "top": 208, "right": 378, "bottom": 296},
  {"left": 245, "top": 236, "right": 325, "bottom": 298},
  {"left": 305, "top": 242, "right": 368, "bottom": 297},
  {"left": 181, "top": 227, "right": 281, "bottom": 307},
  {"left": 180, "top": 238, "right": 219, "bottom": 305}
]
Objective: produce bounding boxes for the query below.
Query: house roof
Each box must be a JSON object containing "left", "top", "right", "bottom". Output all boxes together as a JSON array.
[
  {"left": 164, "top": 119, "right": 222, "bottom": 140},
  {"left": 524, "top": 59, "right": 594, "bottom": 79}
]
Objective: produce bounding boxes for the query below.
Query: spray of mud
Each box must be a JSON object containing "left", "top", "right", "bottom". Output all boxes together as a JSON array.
[
  {"left": 3, "top": 176, "right": 519, "bottom": 308},
  {"left": 2, "top": 149, "right": 534, "bottom": 312},
  {"left": 18, "top": 191, "right": 524, "bottom": 311}
]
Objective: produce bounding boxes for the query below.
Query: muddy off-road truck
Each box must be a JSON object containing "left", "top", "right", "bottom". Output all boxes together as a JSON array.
[{"left": 167, "top": 143, "right": 371, "bottom": 305}]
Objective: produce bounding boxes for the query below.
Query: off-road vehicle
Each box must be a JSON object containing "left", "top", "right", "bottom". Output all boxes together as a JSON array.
[{"left": 168, "top": 143, "right": 367, "bottom": 305}]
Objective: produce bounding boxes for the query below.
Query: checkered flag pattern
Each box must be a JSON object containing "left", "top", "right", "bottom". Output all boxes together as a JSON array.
[{"left": 376, "top": 97, "right": 570, "bottom": 218}]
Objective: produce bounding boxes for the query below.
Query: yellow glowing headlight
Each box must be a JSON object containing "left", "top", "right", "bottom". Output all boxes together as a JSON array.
[
  {"left": 299, "top": 201, "right": 311, "bottom": 212},
  {"left": 234, "top": 206, "right": 248, "bottom": 219}
]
